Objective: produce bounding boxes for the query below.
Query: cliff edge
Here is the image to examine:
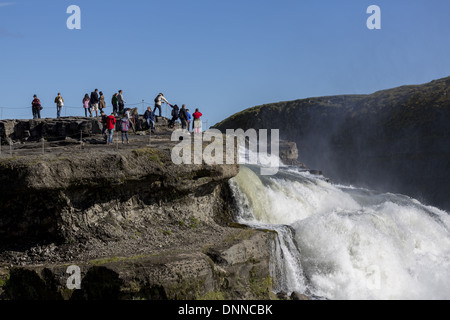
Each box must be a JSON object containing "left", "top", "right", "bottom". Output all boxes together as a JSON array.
[{"left": 0, "top": 117, "right": 276, "bottom": 300}]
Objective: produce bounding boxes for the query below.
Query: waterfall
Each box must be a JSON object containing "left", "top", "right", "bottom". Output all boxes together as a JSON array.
[{"left": 230, "top": 164, "right": 450, "bottom": 300}]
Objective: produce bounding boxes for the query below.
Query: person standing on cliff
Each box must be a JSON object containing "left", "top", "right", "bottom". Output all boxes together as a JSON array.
[
  {"left": 123, "top": 107, "right": 137, "bottom": 134},
  {"left": 106, "top": 112, "right": 116, "bottom": 145},
  {"left": 179, "top": 104, "right": 188, "bottom": 132},
  {"left": 120, "top": 115, "right": 130, "bottom": 144},
  {"left": 32, "top": 95, "right": 42, "bottom": 119},
  {"left": 99, "top": 91, "right": 106, "bottom": 115},
  {"left": 154, "top": 93, "right": 170, "bottom": 120},
  {"left": 90, "top": 89, "right": 100, "bottom": 118},
  {"left": 54, "top": 93, "right": 64, "bottom": 119},
  {"left": 117, "top": 90, "right": 126, "bottom": 115},
  {"left": 100, "top": 110, "right": 108, "bottom": 143},
  {"left": 111, "top": 93, "right": 119, "bottom": 115},
  {"left": 186, "top": 109, "right": 192, "bottom": 133},
  {"left": 82, "top": 94, "right": 90, "bottom": 117},
  {"left": 193, "top": 108, "right": 203, "bottom": 134}
]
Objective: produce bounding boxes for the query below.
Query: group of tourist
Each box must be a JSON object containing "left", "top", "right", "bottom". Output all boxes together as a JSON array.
[
  {"left": 82, "top": 89, "right": 126, "bottom": 118},
  {"left": 31, "top": 91, "right": 204, "bottom": 145},
  {"left": 168, "top": 104, "right": 203, "bottom": 134},
  {"left": 100, "top": 107, "right": 140, "bottom": 145}
]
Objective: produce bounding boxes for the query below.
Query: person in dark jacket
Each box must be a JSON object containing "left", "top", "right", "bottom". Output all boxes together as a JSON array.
[
  {"left": 143, "top": 107, "right": 155, "bottom": 133},
  {"left": 111, "top": 93, "right": 119, "bottom": 115},
  {"left": 100, "top": 111, "right": 108, "bottom": 142},
  {"left": 178, "top": 104, "right": 188, "bottom": 132},
  {"left": 90, "top": 89, "right": 100, "bottom": 117},
  {"left": 32, "top": 95, "right": 42, "bottom": 119},
  {"left": 168, "top": 104, "right": 179, "bottom": 129},
  {"left": 117, "top": 90, "right": 126, "bottom": 115}
]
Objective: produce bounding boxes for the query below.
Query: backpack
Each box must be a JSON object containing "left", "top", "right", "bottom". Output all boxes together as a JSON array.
[
  {"left": 32, "top": 99, "right": 41, "bottom": 108},
  {"left": 120, "top": 118, "right": 129, "bottom": 132},
  {"left": 154, "top": 95, "right": 159, "bottom": 104},
  {"left": 178, "top": 109, "right": 185, "bottom": 120}
]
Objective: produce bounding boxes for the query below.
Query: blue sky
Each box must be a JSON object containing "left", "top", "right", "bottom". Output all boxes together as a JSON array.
[{"left": 1, "top": 0, "right": 450, "bottom": 127}]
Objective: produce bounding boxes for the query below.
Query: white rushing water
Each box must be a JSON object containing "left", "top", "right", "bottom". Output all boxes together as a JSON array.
[{"left": 230, "top": 162, "right": 450, "bottom": 300}]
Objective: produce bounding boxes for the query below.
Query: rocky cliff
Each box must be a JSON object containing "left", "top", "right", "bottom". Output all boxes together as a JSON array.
[
  {"left": 214, "top": 77, "right": 450, "bottom": 211},
  {"left": 0, "top": 116, "right": 154, "bottom": 144},
  {"left": 0, "top": 117, "right": 277, "bottom": 300}
]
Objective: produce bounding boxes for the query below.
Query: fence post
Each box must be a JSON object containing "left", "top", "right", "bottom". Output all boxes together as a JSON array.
[{"left": 148, "top": 128, "right": 151, "bottom": 146}]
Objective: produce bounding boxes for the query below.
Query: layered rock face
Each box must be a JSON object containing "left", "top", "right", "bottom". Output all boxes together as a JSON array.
[
  {"left": 214, "top": 77, "right": 450, "bottom": 211},
  {"left": 0, "top": 116, "right": 164, "bottom": 143},
  {"left": 0, "top": 119, "right": 276, "bottom": 300},
  {"left": 0, "top": 145, "right": 237, "bottom": 243},
  {"left": 1, "top": 229, "right": 273, "bottom": 300}
]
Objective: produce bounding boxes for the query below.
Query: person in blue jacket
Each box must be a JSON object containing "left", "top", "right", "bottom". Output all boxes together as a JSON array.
[{"left": 186, "top": 109, "right": 192, "bottom": 132}]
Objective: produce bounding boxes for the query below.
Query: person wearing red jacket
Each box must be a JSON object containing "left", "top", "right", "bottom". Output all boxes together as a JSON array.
[
  {"left": 106, "top": 112, "right": 116, "bottom": 144},
  {"left": 192, "top": 109, "right": 203, "bottom": 133}
]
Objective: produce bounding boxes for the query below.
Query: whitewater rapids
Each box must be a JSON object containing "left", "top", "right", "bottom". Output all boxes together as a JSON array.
[{"left": 229, "top": 164, "right": 450, "bottom": 300}]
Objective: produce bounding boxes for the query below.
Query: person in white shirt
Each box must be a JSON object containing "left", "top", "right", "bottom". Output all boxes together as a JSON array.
[
  {"left": 153, "top": 93, "right": 170, "bottom": 118},
  {"left": 54, "top": 93, "right": 64, "bottom": 119}
]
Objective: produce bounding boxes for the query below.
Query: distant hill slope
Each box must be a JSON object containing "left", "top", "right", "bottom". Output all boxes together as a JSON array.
[{"left": 213, "top": 77, "right": 450, "bottom": 211}]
